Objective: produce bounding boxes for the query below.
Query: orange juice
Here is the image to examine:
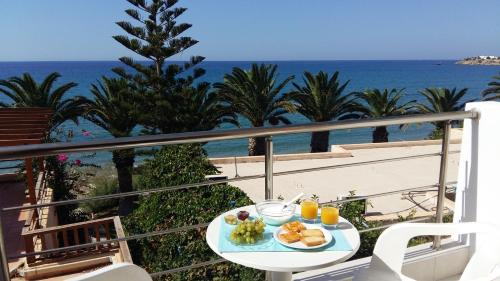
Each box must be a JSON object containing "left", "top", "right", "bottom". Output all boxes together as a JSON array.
[
  {"left": 321, "top": 206, "right": 339, "bottom": 225},
  {"left": 301, "top": 199, "right": 318, "bottom": 220}
]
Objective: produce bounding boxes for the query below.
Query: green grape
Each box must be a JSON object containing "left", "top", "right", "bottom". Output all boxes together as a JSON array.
[{"left": 229, "top": 219, "right": 267, "bottom": 244}]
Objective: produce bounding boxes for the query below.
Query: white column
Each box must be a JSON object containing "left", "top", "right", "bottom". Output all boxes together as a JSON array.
[{"left": 454, "top": 101, "right": 500, "bottom": 250}]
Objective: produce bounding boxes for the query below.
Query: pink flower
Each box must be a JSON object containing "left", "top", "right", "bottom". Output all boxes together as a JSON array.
[
  {"left": 57, "top": 154, "right": 68, "bottom": 163},
  {"left": 82, "top": 130, "right": 91, "bottom": 137},
  {"left": 74, "top": 159, "right": 82, "bottom": 166}
]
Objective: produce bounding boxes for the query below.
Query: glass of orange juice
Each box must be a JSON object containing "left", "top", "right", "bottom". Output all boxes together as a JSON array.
[
  {"left": 301, "top": 198, "right": 318, "bottom": 223},
  {"left": 321, "top": 204, "right": 339, "bottom": 228}
]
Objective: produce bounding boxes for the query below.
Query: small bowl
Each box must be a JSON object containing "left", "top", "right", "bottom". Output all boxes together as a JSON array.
[{"left": 256, "top": 200, "right": 296, "bottom": 226}]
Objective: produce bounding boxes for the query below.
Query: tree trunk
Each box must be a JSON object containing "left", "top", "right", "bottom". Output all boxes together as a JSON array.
[
  {"left": 372, "top": 126, "right": 389, "bottom": 143},
  {"left": 310, "top": 131, "right": 330, "bottom": 153},
  {"left": 112, "top": 149, "right": 135, "bottom": 216},
  {"left": 248, "top": 137, "right": 266, "bottom": 156}
]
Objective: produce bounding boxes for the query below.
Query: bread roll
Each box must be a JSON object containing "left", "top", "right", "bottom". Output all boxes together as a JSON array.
[{"left": 279, "top": 231, "right": 301, "bottom": 243}]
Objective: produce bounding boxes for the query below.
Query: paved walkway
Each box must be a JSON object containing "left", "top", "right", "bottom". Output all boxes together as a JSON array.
[{"left": 215, "top": 143, "right": 461, "bottom": 220}]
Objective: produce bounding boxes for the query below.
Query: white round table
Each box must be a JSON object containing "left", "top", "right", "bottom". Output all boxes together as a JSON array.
[{"left": 206, "top": 205, "right": 361, "bottom": 281}]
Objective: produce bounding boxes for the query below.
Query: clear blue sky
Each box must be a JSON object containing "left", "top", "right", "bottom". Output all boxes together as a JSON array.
[{"left": 1, "top": 0, "right": 500, "bottom": 61}]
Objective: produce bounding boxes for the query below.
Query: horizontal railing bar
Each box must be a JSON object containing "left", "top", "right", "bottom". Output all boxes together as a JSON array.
[
  {"left": 358, "top": 215, "right": 438, "bottom": 233},
  {"left": 325, "top": 181, "right": 455, "bottom": 207},
  {"left": 321, "top": 185, "right": 437, "bottom": 206},
  {"left": 8, "top": 210, "right": 443, "bottom": 260},
  {"left": 7, "top": 180, "right": 458, "bottom": 259},
  {"left": 1, "top": 174, "right": 266, "bottom": 212},
  {"left": 0, "top": 111, "right": 475, "bottom": 161},
  {"left": 321, "top": 181, "right": 457, "bottom": 206},
  {"left": 0, "top": 166, "right": 18, "bottom": 170},
  {"left": 8, "top": 185, "right": 456, "bottom": 259},
  {"left": 7, "top": 222, "right": 210, "bottom": 260},
  {"left": 23, "top": 217, "right": 115, "bottom": 235},
  {"left": 275, "top": 151, "right": 459, "bottom": 178},
  {"left": 69, "top": 217, "right": 445, "bottom": 277},
  {"left": 149, "top": 259, "right": 226, "bottom": 277},
  {"left": 1, "top": 151, "right": 459, "bottom": 212}
]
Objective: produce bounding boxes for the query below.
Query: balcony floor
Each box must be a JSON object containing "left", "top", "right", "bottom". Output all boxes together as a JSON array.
[{"left": 0, "top": 180, "right": 30, "bottom": 273}]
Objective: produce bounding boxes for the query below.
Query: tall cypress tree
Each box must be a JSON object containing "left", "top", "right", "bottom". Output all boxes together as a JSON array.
[{"left": 113, "top": 0, "right": 206, "bottom": 133}]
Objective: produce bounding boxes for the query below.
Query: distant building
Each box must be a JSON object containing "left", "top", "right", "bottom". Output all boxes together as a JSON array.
[{"left": 478, "top": 55, "right": 499, "bottom": 60}]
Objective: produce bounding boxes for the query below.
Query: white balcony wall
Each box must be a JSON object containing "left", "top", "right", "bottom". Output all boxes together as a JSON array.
[{"left": 454, "top": 101, "right": 500, "bottom": 252}]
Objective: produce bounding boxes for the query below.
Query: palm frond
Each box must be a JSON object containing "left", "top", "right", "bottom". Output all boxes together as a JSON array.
[
  {"left": 214, "top": 63, "right": 293, "bottom": 127},
  {"left": 0, "top": 73, "right": 85, "bottom": 131},
  {"left": 289, "top": 71, "right": 359, "bottom": 122}
]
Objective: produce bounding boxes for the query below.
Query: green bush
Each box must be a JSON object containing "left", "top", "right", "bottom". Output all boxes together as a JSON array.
[
  {"left": 124, "top": 144, "right": 263, "bottom": 281},
  {"left": 80, "top": 176, "right": 119, "bottom": 217},
  {"left": 337, "top": 194, "right": 383, "bottom": 259}
]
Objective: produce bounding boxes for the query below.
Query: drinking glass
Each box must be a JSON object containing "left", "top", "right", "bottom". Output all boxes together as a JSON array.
[
  {"left": 300, "top": 198, "right": 318, "bottom": 223},
  {"left": 320, "top": 204, "right": 339, "bottom": 228}
]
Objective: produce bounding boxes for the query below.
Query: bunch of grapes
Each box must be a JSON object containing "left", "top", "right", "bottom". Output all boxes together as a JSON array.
[{"left": 230, "top": 218, "right": 266, "bottom": 244}]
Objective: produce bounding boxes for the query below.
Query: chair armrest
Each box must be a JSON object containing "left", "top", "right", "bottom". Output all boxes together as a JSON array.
[
  {"left": 372, "top": 222, "right": 499, "bottom": 274},
  {"left": 66, "top": 263, "right": 152, "bottom": 281}
]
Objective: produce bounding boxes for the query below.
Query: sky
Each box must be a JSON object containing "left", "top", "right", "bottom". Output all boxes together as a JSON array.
[{"left": 1, "top": 0, "right": 500, "bottom": 61}]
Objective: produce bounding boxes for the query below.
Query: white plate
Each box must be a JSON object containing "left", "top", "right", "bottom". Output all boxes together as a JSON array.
[{"left": 273, "top": 224, "right": 332, "bottom": 250}]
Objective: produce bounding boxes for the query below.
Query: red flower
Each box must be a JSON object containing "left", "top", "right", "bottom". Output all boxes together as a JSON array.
[
  {"left": 74, "top": 159, "right": 82, "bottom": 166},
  {"left": 57, "top": 154, "right": 68, "bottom": 163}
]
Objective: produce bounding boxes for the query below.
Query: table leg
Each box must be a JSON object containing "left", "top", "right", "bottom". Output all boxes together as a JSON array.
[{"left": 267, "top": 271, "right": 292, "bottom": 281}]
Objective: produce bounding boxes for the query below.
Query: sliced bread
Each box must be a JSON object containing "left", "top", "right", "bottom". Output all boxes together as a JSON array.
[
  {"left": 301, "top": 229, "right": 324, "bottom": 238},
  {"left": 300, "top": 236, "right": 326, "bottom": 247}
]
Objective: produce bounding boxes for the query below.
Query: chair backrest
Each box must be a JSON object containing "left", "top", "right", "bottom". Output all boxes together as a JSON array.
[
  {"left": 353, "top": 223, "right": 500, "bottom": 281},
  {"left": 375, "top": 223, "right": 499, "bottom": 276},
  {"left": 66, "top": 263, "right": 152, "bottom": 281}
]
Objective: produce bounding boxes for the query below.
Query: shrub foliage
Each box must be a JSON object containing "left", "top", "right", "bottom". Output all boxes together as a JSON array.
[{"left": 124, "top": 144, "right": 264, "bottom": 280}]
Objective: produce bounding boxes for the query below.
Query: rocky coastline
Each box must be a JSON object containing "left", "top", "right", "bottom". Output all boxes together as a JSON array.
[{"left": 456, "top": 56, "right": 500, "bottom": 65}]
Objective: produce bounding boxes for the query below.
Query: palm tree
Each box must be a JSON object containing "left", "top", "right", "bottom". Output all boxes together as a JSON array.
[
  {"left": 417, "top": 87, "right": 471, "bottom": 137},
  {"left": 214, "top": 64, "right": 294, "bottom": 156},
  {"left": 287, "top": 71, "right": 358, "bottom": 152},
  {"left": 84, "top": 77, "right": 138, "bottom": 216},
  {"left": 170, "top": 82, "right": 238, "bottom": 132},
  {"left": 0, "top": 72, "right": 86, "bottom": 131},
  {"left": 482, "top": 73, "right": 500, "bottom": 101},
  {"left": 356, "top": 88, "right": 416, "bottom": 143}
]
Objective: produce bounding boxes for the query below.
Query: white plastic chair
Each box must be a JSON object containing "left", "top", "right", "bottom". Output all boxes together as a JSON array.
[
  {"left": 353, "top": 222, "right": 500, "bottom": 281},
  {"left": 66, "top": 263, "right": 152, "bottom": 281}
]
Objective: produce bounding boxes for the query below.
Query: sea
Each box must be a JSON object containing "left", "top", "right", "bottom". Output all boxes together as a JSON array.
[{"left": 1, "top": 60, "right": 499, "bottom": 166}]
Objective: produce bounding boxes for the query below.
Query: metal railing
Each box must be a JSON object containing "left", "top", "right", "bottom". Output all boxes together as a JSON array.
[{"left": 0, "top": 111, "right": 477, "bottom": 280}]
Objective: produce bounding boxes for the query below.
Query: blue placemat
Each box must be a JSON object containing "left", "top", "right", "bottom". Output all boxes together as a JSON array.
[{"left": 218, "top": 215, "right": 353, "bottom": 253}]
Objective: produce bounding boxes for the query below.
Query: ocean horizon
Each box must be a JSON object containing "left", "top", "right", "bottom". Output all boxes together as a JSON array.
[{"left": 1, "top": 60, "right": 499, "bottom": 166}]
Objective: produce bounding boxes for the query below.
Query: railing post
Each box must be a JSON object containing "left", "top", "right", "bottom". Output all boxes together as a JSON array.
[
  {"left": 0, "top": 212, "right": 11, "bottom": 281},
  {"left": 264, "top": 136, "right": 274, "bottom": 281},
  {"left": 264, "top": 136, "right": 273, "bottom": 200},
  {"left": 433, "top": 121, "right": 451, "bottom": 249}
]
